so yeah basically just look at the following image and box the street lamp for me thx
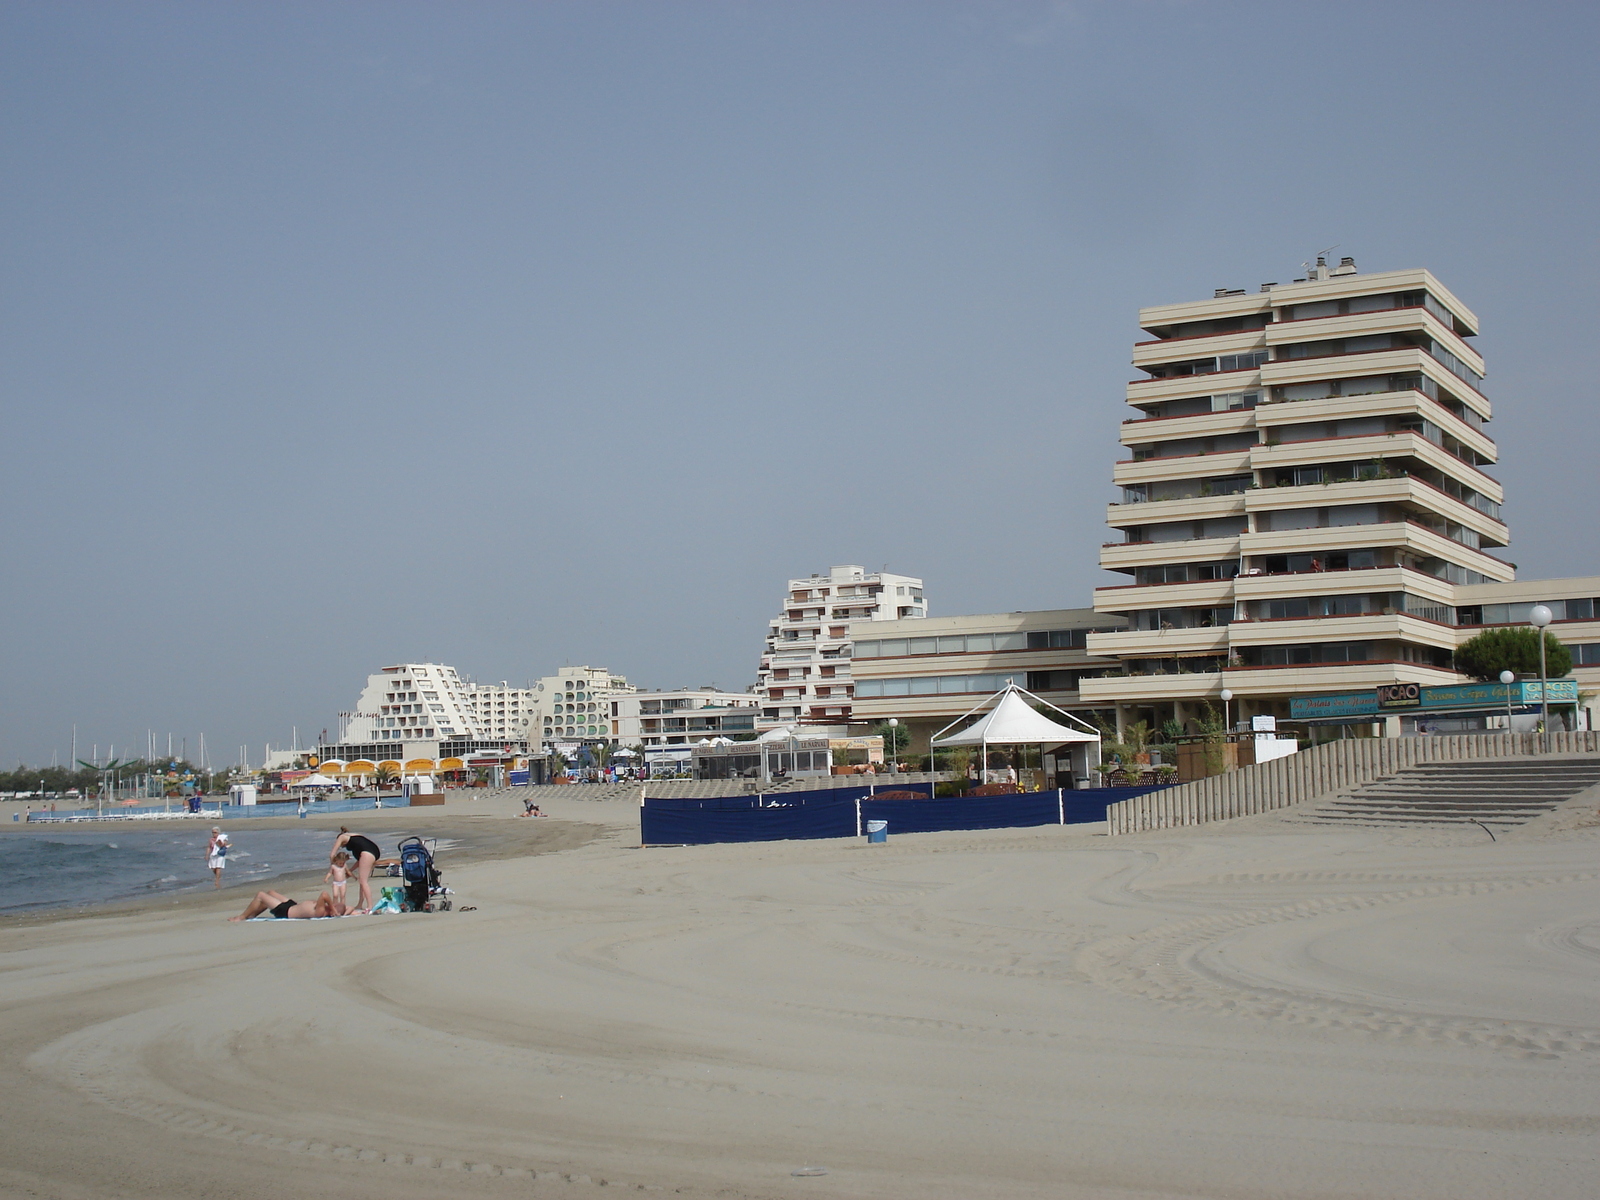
[1499,669,1515,735]
[887,718,899,773]
[1530,604,1553,753]
[1219,689,1233,737]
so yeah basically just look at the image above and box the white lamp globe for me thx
[1499,670,1515,685]
[1530,604,1554,629]
[1219,689,1233,702]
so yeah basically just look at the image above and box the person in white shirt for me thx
[206,827,230,889]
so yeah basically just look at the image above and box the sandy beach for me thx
[0,791,1596,1200]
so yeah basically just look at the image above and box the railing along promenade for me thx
[1106,731,1600,836]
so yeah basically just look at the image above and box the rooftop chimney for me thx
[1332,255,1358,276]
[1260,282,1278,292]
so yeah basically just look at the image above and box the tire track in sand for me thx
[1077,870,1600,1060]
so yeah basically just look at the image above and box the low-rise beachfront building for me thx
[1452,576,1600,706]
[755,564,928,730]
[1285,574,1600,735]
[848,608,1125,756]
[612,688,760,747]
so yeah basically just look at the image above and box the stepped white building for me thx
[336,663,483,745]
[755,564,927,729]
[318,662,532,764]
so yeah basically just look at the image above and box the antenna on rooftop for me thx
[1302,244,1340,277]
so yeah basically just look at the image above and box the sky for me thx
[3,1,1598,767]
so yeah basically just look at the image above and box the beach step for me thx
[1297,757,1600,828]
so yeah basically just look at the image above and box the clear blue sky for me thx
[3,1,1597,766]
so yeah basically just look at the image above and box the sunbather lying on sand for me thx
[227,889,344,921]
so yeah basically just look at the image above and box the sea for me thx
[0,827,344,914]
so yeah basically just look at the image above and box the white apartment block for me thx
[1082,258,1524,732]
[532,665,637,746]
[612,688,760,747]
[755,564,927,729]
[463,681,538,744]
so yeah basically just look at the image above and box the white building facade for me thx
[463,682,538,745]
[612,689,761,747]
[755,565,927,730]
[337,663,484,746]
[531,665,637,747]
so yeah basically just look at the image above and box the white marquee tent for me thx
[931,683,1101,787]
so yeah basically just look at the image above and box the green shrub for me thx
[1455,627,1571,681]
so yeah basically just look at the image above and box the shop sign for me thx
[1376,683,1422,709]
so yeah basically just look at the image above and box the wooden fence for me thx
[1105,731,1600,835]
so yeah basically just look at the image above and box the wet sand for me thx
[0,790,1596,1199]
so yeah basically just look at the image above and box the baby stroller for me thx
[398,836,450,912]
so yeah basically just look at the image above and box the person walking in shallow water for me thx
[206,826,229,889]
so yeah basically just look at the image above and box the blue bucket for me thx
[866,819,888,844]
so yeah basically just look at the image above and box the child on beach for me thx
[325,850,350,907]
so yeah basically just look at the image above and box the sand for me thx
[0,788,1596,1200]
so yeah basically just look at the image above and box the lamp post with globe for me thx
[1219,689,1234,773]
[1499,669,1515,736]
[1530,605,1554,752]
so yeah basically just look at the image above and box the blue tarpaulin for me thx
[639,784,1165,846]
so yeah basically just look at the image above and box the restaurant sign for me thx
[1376,683,1421,710]
[1291,679,1579,721]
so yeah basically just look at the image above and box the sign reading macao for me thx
[1375,682,1421,710]
[1291,679,1579,722]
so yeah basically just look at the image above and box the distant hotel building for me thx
[321,662,526,763]
[755,565,926,729]
[531,666,636,747]
[465,680,538,744]
[1079,258,1599,734]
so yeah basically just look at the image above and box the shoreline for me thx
[0,808,616,927]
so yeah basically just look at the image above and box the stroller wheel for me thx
[422,902,434,913]
[439,899,452,911]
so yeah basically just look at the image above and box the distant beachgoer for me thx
[331,827,382,911]
[522,800,543,817]
[227,890,342,921]
[325,850,350,907]
[206,827,230,889]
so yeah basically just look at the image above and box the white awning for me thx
[931,684,1101,748]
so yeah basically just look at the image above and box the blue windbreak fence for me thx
[640,784,1167,846]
